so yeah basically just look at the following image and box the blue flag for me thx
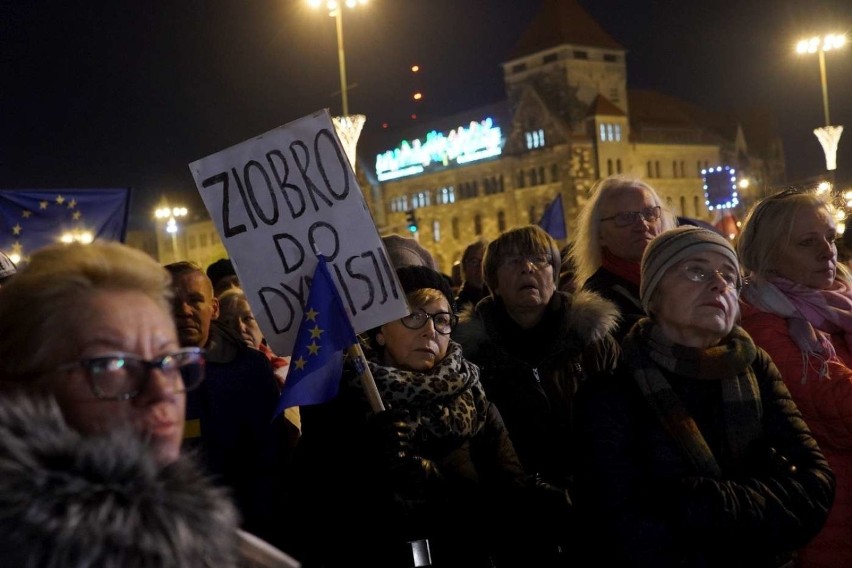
[538,193,567,240]
[0,189,131,263]
[274,256,357,413]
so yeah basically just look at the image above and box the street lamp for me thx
[796,33,846,175]
[154,205,188,262]
[308,0,368,117]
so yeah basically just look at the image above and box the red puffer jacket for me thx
[741,300,852,568]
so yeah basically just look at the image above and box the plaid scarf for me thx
[349,341,488,440]
[623,319,763,477]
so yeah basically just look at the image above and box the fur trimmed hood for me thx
[453,289,620,362]
[0,393,241,568]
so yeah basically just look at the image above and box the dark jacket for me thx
[184,321,291,549]
[453,289,619,484]
[582,266,643,341]
[575,346,836,567]
[289,359,527,568]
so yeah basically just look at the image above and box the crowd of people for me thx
[0,173,849,567]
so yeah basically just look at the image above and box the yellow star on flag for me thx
[55,195,65,205]
[305,308,319,321]
[72,211,81,220]
[12,224,21,235]
[68,199,77,209]
[307,342,321,355]
[309,325,324,339]
[39,201,48,210]
[294,356,307,370]
[21,210,31,218]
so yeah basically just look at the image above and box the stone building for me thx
[362,0,786,274]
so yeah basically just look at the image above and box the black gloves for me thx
[366,408,443,488]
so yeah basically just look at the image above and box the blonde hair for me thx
[0,242,173,385]
[737,190,851,284]
[571,175,677,286]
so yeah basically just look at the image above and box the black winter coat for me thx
[575,347,836,567]
[582,266,644,342]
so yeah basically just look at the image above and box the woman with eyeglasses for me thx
[571,174,678,341]
[737,190,852,568]
[290,264,528,568]
[575,226,834,567]
[0,241,299,567]
[452,224,620,566]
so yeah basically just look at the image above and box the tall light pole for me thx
[796,33,846,177]
[154,204,188,263]
[308,0,367,117]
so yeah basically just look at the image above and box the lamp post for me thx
[308,0,367,117]
[154,205,188,263]
[796,34,846,178]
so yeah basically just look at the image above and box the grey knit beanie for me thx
[640,225,739,312]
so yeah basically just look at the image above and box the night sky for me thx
[2,0,850,229]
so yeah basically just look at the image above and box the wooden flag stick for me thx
[347,343,386,413]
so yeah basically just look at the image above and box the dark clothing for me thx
[575,330,835,567]
[289,346,528,568]
[582,266,644,341]
[454,281,488,310]
[183,321,291,549]
[453,290,620,565]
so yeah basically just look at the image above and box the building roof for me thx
[628,89,728,145]
[587,95,626,117]
[508,0,623,60]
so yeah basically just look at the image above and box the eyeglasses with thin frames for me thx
[681,262,741,292]
[500,253,553,270]
[400,310,459,335]
[56,347,206,401]
[601,205,662,228]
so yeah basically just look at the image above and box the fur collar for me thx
[453,290,619,360]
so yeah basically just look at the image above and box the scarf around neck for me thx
[622,319,763,477]
[601,247,642,287]
[349,341,488,440]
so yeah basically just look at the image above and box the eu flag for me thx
[274,256,357,413]
[538,193,567,240]
[0,189,131,263]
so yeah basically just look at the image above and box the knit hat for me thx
[0,250,16,284]
[206,258,235,287]
[396,265,455,312]
[640,225,739,312]
[382,235,438,271]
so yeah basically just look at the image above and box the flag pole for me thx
[347,343,386,413]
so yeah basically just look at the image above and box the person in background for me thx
[575,226,835,567]
[0,242,297,567]
[207,257,241,297]
[382,234,438,270]
[0,250,16,286]
[217,287,301,446]
[455,238,488,309]
[453,224,620,565]
[571,174,677,340]
[166,261,292,551]
[290,266,529,568]
[737,189,852,568]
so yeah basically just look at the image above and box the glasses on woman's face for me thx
[601,205,662,228]
[500,253,553,270]
[400,310,459,335]
[681,262,741,292]
[56,347,206,401]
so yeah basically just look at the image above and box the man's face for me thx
[171,271,218,347]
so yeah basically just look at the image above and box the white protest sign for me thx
[188,109,409,356]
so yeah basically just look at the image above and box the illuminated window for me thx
[525,128,545,150]
[432,220,440,242]
[438,186,455,204]
[599,123,622,142]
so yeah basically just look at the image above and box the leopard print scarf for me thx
[351,340,488,440]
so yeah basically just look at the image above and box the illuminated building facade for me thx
[364,0,786,273]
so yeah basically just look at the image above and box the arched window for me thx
[474,214,483,236]
[452,217,460,240]
[432,220,440,242]
[497,210,506,232]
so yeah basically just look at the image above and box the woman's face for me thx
[493,249,555,313]
[50,289,185,466]
[378,297,451,372]
[652,251,740,348]
[774,204,837,290]
[599,186,663,263]
[220,297,264,349]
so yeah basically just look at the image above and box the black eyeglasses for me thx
[601,205,662,227]
[681,262,741,292]
[500,253,553,270]
[400,310,459,335]
[57,347,206,401]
